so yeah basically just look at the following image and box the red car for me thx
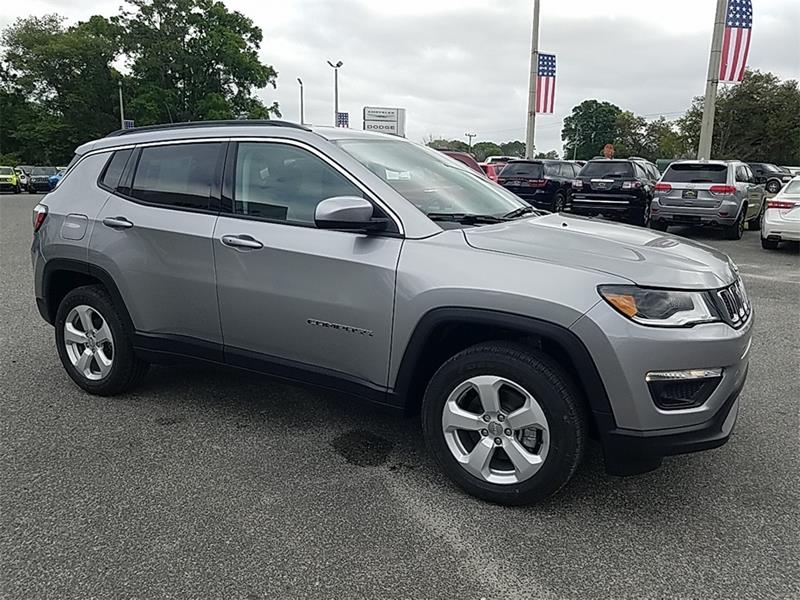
[436,150,487,177]
[479,163,504,182]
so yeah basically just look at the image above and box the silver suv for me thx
[650,160,765,239]
[32,121,752,505]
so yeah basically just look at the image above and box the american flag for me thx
[719,0,752,82]
[536,53,556,114]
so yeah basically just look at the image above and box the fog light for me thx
[646,368,722,410]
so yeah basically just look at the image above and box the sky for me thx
[2,0,798,154]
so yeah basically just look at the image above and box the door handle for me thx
[102,216,133,229]
[221,235,263,250]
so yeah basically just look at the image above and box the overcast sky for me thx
[2,0,798,154]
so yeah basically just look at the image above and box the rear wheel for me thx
[766,180,781,194]
[553,192,566,213]
[650,220,669,232]
[724,206,746,240]
[55,285,148,395]
[747,202,764,230]
[761,236,779,250]
[421,341,587,505]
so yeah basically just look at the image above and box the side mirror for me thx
[314,196,389,233]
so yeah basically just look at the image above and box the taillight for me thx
[767,199,800,209]
[33,204,48,232]
[709,185,737,195]
[654,183,672,192]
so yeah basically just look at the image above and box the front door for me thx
[213,140,402,390]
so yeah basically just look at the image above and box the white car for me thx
[761,176,800,249]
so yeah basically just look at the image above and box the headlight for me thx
[598,285,718,327]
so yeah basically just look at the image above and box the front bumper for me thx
[30,180,53,192]
[571,297,752,475]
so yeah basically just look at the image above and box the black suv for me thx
[569,159,658,225]
[747,163,793,194]
[497,159,580,211]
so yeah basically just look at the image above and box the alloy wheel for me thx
[63,305,114,381]
[441,375,550,485]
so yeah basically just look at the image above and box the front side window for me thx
[336,138,527,218]
[234,142,364,225]
[130,143,224,209]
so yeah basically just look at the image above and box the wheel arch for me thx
[41,258,133,331]
[391,307,614,424]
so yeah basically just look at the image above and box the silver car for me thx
[32,121,752,505]
[649,160,765,239]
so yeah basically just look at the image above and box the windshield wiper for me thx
[426,212,508,224]
[503,205,537,219]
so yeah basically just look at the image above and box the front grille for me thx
[714,279,751,328]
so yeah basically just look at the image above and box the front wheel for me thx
[55,285,148,395]
[421,341,588,505]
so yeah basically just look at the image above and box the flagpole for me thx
[697,0,728,160]
[525,0,541,159]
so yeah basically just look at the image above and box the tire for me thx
[14,184,21,194]
[421,341,588,505]
[766,180,781,194]
[747,203,764,231]
[552,192,566,213]
[761,237,779,250]
[54,285,148,396]
[724,206,746,240]
[650,220,669,232]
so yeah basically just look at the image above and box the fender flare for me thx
[392,307,615,419]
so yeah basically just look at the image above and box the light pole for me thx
[327,60,343,126]
[118,80,125,129]
[524,0,541,159]
[297,77,305,125]
[465,132,476,153]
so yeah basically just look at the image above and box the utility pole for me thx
[573,123,580,160]
[118,81,125,129]
[297,78,305,125]
[465,133,476,153]
[327,60,343,126]
[524,0,541,159]
[697,0,727,160]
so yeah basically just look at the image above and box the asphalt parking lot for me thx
[1,193,798,599]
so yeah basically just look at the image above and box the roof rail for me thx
[105,119,310,138]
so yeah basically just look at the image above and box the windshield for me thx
[579,161,633,178]
[336,139,526,218]
[0,167,13,175]
[31,166,57,176]
[763,164,783,173]
[662,163,728,184]
[782,180,800,195]
[500,162,544,178]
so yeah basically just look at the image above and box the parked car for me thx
[0,166,22,193]
[436,150,486,176]
[497,159,579,211]
[32,120,752,505]
[649,160,765,239]
[49,168,66,189]
[29,166,59,193]
[479,162,502,182]
[569,158,658,225]
[781,166,800,177]
[14,167,30,191]
[761,176,800,249]
[748,162,793,194]
[484,155,517,165]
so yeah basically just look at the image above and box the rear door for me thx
[213,139,402,389]
[90,141,226,353]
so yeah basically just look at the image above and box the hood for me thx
[465,213,737,289]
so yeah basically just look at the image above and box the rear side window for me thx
[501,162,543,178]
[579,161,634,178]
[100,150,133,190]
[130,143,224,210]
[662,163,728,184]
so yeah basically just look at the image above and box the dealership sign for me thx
[363,106,406,137]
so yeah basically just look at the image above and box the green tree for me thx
[613,111,648,158]
[535,150,559,159]
[499,140,525,158]
[562,100,622,160]
[677,70,799,164]
[471,141,504,162]
[115,0,279,124]
[426,138,470,153]
[642,117,688,160]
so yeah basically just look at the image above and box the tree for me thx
[562,100,622,160]
[471,141,503,162]
[613,111,648,158]
[642,117,688,161]
[425,138,470,153]
[114,0,279,124]
[677,70,800,165]
[499,140,525,158]
[535,150,559,159]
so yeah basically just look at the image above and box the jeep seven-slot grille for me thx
[715,279,750,328]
